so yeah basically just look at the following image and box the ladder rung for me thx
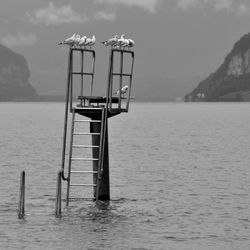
[72,145,99,148]
[71,157,99,161]
[75,107,103,110]
[73,133,100,136]
[71,171,98,174]
[112,73,132,77]
[72,72,94,76]
[74,120,101,123]
[68,197,95,201]
[70,184,96,186]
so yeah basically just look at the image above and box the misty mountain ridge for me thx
[0,43,206,102]
[186,33,250,101]
[0,44,38,101]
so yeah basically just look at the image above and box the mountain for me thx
[186,33,250,101]
[0,44,38,101]
[134,75,206,102]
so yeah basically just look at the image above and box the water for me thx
[0,102,250,249]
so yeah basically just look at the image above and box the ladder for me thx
[60,46,134,205]
[65,107,107,205]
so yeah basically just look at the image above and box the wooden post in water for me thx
[18,171,25,219]
[91,120,110,200]
[55,171,62,217]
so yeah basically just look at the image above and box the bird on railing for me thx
[85,35,96,49]
[117,34,126,49]
[122,37,130,49]
[78,36,87,47]
[74,34,81,47]
[115,85,129,97]
[58,33,77,46]
[127,38,135,49]
[101,35,119,48]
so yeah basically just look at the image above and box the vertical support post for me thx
[119,51,124,110]
[106,49,114,110]
[126,51,134,112]
[55,171,62,217]
[66,108,75,206]
[61,48,73,180]
[18,171,25,219]
[70,50,74,112]
[90,51,96,97]
[90,117,110,201]
[80,50,84,106]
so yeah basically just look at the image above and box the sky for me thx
[1,0,250,95]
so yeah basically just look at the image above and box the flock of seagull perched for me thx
[58,34,135,50]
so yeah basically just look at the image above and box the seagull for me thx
[117,34,126,49]
[73,34,81,47]
[58,33,76,46]
[101,35,119,48]
[79,36,87,47]
[122,38,130,49]
[85,35,96,49]
[115,85,129,96]
[127,38,135,49]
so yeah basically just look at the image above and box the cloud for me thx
[177,0,232,11]
[213,0,232,11]
[96,0,162,13]
[94,11,116,21]
[176,0,250,15]
[26,2,88,26]
[1,33,37,48]
[237,3,249,16]
[176,0,200,10]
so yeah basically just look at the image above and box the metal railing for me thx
[61,48,96,181]
[106,49,134,112]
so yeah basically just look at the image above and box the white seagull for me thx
[122,37,130,49]
[127,38,135,49]
[101,35,119,48]
[79,36,87,47]
[73,34,81,47]
[117,34,126,49]
[85,35,96,49]
[115,85,129,96]
[58,33,76,46]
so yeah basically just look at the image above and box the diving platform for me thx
[59,46,135,205]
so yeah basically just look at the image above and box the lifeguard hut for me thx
[60,46,134,205]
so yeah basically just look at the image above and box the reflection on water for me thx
[0,102,250,249]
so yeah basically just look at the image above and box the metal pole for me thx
[61,48,72,180]
[18,171,25,219]
[126,51,134,112]
[106,49,114,110]
[55,171,62,217]
[119,51,123,110]
[80,50,84,106]
[90,51,96,96]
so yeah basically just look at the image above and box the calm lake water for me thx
[0,102,250,249]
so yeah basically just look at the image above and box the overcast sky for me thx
[1,0,250,94]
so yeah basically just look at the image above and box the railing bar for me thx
[70,184,97,186]
[71,171,98,173]
[72,72,94,75]
[73,132,100,135]
[74,120,101,122]
[66,108,75,205]
[55,171,62,217]
[71,158,99,161]
[18,171,25,219]
[112,73,132,76]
